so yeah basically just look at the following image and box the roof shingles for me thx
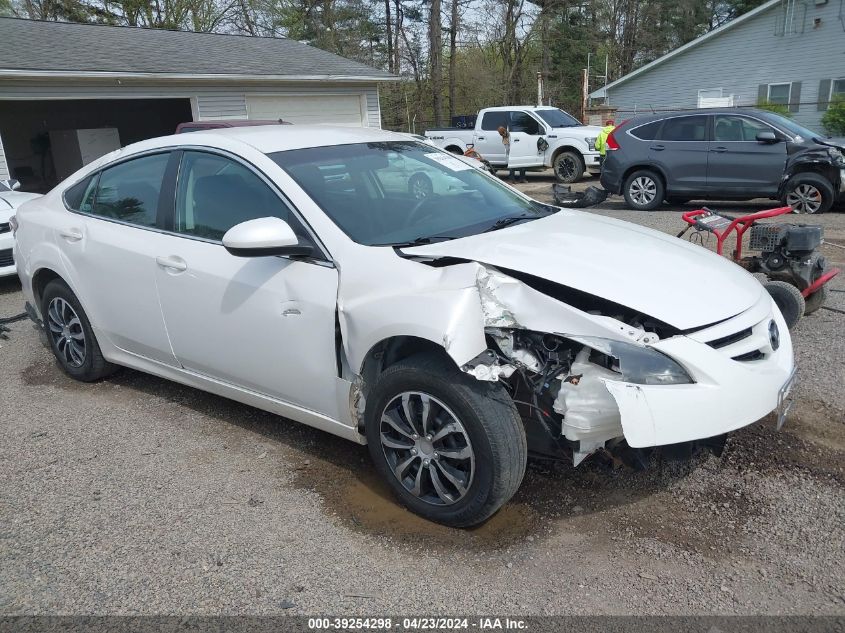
[0,18,395,79]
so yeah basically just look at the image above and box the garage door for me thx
[247,94,365,127]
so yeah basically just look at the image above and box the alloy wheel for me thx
[47,297,86,368]
[379,392,475,506]
[555,156,577,180]
[629,176,657,206]
[786,184,822,214]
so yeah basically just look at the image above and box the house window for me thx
[767,83,791,105]
[832,79,845,100]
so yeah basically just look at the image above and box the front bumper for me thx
[0,232,14,278]
[604,292,794,448]
[583,152,601,168]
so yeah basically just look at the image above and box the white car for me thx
[12,126,796,527]
[0,179,41,277]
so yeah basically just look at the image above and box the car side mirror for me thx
[756,131,778,144]
[0,179,21,191]
[222,217,313,258]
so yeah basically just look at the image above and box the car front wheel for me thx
[365,352,527,527]
[624,169,664,211]
[783,174,834,214]
[41,279,117,381]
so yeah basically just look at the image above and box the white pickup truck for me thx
[424,106,603,183]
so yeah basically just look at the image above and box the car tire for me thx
[41,279,117,382]
[408,173,434,200]
[782,173,834,214]
[803,283,828,315]
[553,151,585,184]
[764,280,805,329]
[365,351,527,527]
[623,170,664,211]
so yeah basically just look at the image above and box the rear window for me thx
[64,175,98,213]
[480,111,508,131]
[659,116,708,142]
[629,120,661,140]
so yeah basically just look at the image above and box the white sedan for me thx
[0,179,40,277]
[12,126,795,527]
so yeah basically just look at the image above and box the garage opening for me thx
[0,98,192,193]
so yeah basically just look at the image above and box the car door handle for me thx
[513,138,520,142]
[711,146,728,153]
[156,255,188,273]
[58,227,83,242]
[649,144,665,151]
[476,136,485,140]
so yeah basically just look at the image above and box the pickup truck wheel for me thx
[623,169,664,211]
[408,172,434,199]
[365,352,527,527]
[553,151,585,183]
[782,173,834,214]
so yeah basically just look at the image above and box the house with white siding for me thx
[590,0,844,133]
[0,18,396,191]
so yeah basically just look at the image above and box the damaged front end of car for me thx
[457,265,731,468]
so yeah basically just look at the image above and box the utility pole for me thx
[581,68,588,123]
[536,72,543,107]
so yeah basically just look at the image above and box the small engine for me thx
[748,223,826,288]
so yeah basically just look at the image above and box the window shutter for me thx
[758,84,768,104]
[789,81,802,112]
[818,79,832,111]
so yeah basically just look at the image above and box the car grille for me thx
[0,248,13,268]
[689,293,776,363]
[0,222,9,235]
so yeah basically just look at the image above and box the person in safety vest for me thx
[594,120,615,168]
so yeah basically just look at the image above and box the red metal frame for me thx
[682,206,840,297]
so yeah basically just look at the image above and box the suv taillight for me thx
[606,130,620,151]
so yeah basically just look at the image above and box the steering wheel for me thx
[405,193,444,227]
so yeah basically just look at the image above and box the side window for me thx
[658,116,708,142]
[509,112,541,135]
[64,174,99,213]
[714,115,773,142]
[175,151,304,242]
[480,111,508,131]
[629,120,661,140]
[91,153,170,227]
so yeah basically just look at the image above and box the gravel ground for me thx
[1,172,843,616]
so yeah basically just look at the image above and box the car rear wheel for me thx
[783,174,834,214]
[365,352,527,527]
[764,280,805,329]
[553,151,585,184]
[41,279,117,381]
[624,170,664,211]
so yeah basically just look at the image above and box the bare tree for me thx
[428,0,443,125]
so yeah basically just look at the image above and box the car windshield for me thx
[535,109,581,128]
[768,114,825,140]
[270,141,555,246]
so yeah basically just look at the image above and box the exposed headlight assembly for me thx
[568,335,693,385]
[828,147,845,166]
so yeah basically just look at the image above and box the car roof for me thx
[622,108,779,124]
[106,125,418,160]
[482,105,559,112]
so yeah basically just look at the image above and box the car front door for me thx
[59,151,179,366]
[707,114,787,195]
[651,115,710,194]
[472,111,508,165]
[152,150,341,418]
[506,111,546,169]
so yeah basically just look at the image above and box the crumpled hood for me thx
[404,210,763,330]
[0,191,41,223]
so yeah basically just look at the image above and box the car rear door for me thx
[472,111,508,165]
[651,115,710,194]
[152,149,341,418]
[505,111,546,169]
[58,151,179,366]
[706,114,787,196]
